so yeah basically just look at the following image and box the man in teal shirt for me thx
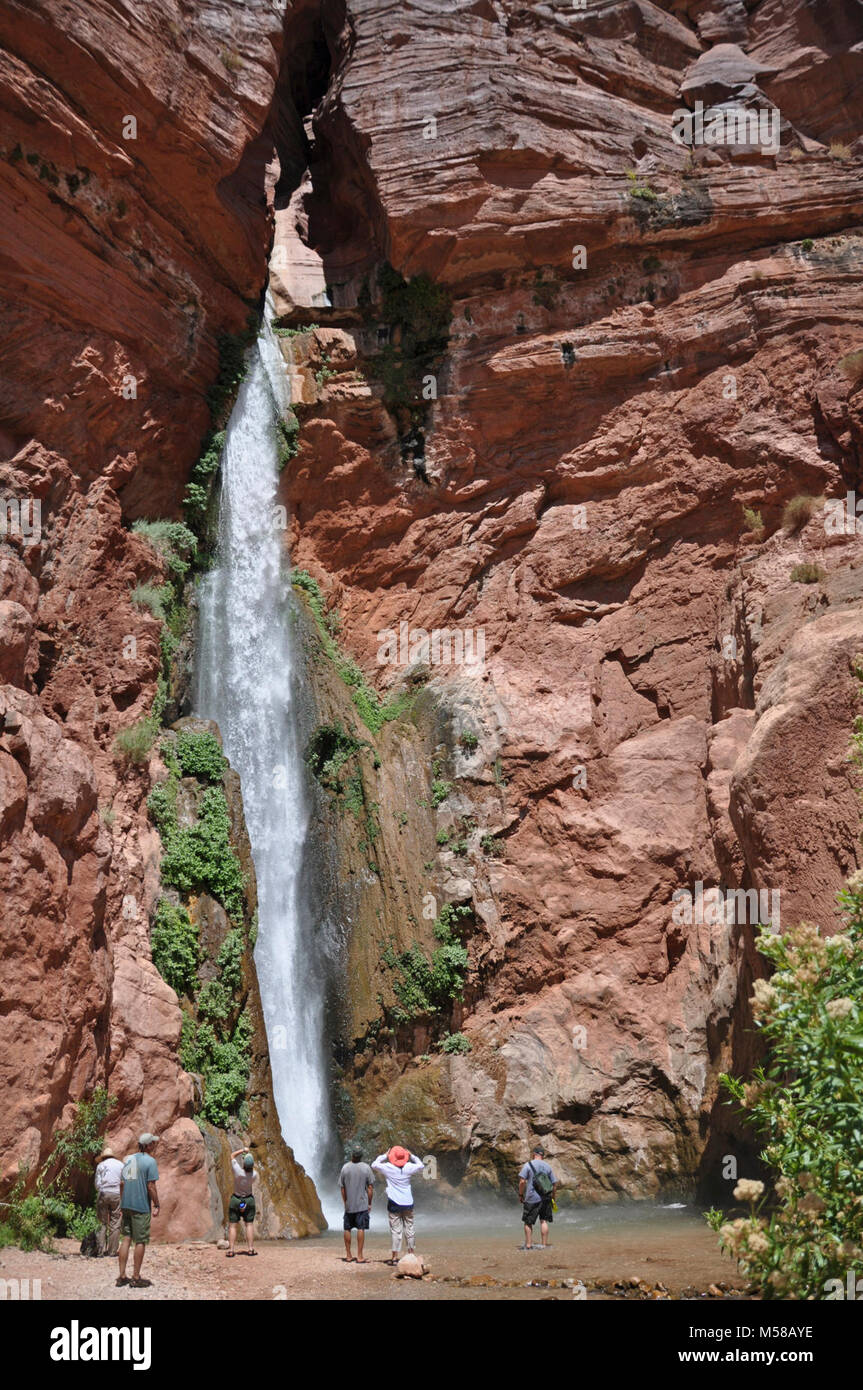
[117,1133,160,1288]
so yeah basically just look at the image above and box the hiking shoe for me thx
[129,1278,152,1288]
[115,1277,130,1286]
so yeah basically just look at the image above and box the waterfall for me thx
[195,309,334,1196]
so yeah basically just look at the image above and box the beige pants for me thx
[97,1192,122,1256]
[388,1205,415,1253]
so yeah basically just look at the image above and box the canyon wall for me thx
[0,0,322,1237]
[274,0,863,1201]
[1,0,863,1230]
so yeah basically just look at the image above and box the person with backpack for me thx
[518,1144,558,1249]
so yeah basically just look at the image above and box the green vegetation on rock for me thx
[150,898,200,997]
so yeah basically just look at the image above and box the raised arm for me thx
[403,1154,425,1176]
[371,1154,388,1172]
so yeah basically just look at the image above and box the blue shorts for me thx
[343,1209,370,1231]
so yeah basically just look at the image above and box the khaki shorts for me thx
[121,1209,151,1245]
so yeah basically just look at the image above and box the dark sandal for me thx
[129,1278,152,1288]
[247,1249,258,1256]
[115,1277,129,1286]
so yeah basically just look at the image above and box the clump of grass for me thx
[220,48,242,73]
[742,505,764,535]
[130,584,168,619]
[800,238,814,252]
[838,350,863,385]
[790,561,824,584]
[782,495,821,532]
[113,717,158,765]
[829,142,852,161]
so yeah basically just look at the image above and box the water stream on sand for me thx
[195,311,335,1200]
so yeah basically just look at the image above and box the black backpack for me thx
[529,1161,554,1197]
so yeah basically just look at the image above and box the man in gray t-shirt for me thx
[518,1144,558,1250]
[339,1147,375,1263]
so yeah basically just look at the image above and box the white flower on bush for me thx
[826,997,855,1020]
[733,1178,765,1203]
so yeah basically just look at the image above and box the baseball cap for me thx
[243,1153,254,1171]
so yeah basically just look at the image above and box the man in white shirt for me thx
[372,1145,425,1264]
[93,1146,123,1256]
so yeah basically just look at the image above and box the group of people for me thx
[92,1132,560,1283]
[338,1142,560,1260]
[93,1132,161,1288]
[93,1132,259,1287]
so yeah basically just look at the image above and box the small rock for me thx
[395,1252,427,1279]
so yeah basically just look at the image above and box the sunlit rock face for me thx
[276,0,863,1200]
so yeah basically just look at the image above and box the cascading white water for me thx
[195,309,333,1192]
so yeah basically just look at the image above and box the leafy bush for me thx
[742,506,764,534]
[1,1090,116,1250]
[480,834,504,858]
[175,730,226,781]
[150,898,200,996]
[801,238,814,252]
[707,887,863,1299]
[132,520,198,579]
[151,781,246,923]
[790,561,824,584]
[383,903,472,1021]
[197,979,232,1023]
[180,1013,252,1126]
[439,1032,472,1055]
[277,411,300,470]
[306,723,364,792]
[431,779,452,808]
[216,929,245,993]
[459,731,479,751]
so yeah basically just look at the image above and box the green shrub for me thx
[801,238,814,252]
[626,168,658,202]
[277,411,300,470]
[790,561,824,584]
[175,730,226,781]
[0,1089,116,1251]
[150,899,200,996]
[180,1013,252,1126]
[383,903,472,1021]
[480,834,504,858]
[439,1032,472,1055]
[306,723,364,792]
[152,782,246,923]
[459,731,479,751]
[742,506,764,533]
[216,929,245,992]
[707,888,863,1299]
[132,520,198,579]
[197,979,232,1023]
[431,779,452,808]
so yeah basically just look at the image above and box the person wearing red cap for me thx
[371,1145,425,1264]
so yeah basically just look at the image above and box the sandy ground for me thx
[0,1209,749,1302]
